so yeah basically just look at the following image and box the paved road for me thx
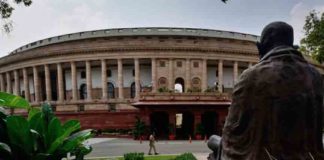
[86,138,210,158]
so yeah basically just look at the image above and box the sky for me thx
[0,0,324,57]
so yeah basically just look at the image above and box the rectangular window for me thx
[81,71,86,79]
[132,69,135,77]
[107,70,112,77]
[193,61,199,68]
[177,61,182,67]
[160,61,166,67]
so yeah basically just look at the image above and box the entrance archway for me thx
[202,111,218,137]
[174,77,185,93]
[150,112,169,139]
[175,111,194,139]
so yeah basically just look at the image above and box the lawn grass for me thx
[143,155,177,160]
[87,154,178,160]
[117,155,177,160]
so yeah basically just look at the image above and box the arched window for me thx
[130,82,136,98]
[79,84,87,100]
[174,77,185,93]
[107,82,115,98]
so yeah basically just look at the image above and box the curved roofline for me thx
[9,27,260,55]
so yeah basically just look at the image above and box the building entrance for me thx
[202,111,218,137]
[175,111,194,139]
[150,112,169,139]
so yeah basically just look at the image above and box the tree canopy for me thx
[0,0,32,32]
[300,10,324,63]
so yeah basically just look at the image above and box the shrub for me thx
[158,87,169,93]
[0,92,93,160]
[133,116,146,139]
[124,152,144,160]
[174,153,197,160]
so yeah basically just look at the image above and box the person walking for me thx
[148,132,158,155]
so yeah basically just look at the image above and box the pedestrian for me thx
[148,132,159,155]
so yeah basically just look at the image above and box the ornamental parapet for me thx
[138,92,231,102]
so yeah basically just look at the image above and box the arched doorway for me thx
[130,82,135,98]
[107,82,115,98]
[79,84,87,100]
[175,111,194,139]
[202,111,218,137]
[150,112,169,139]
[174,77,185,93]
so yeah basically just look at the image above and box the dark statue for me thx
[208,22,324,160]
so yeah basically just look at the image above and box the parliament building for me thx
[1,28,323,138]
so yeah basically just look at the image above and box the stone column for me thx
[44,64,52,101]
[23,68,30,101]
[0,74,5,91]
[202,59,207,92]
[134,58,140,98]
[101,59,108,100]
[117,59,124,99]
[233,61,238,84]
[248,62,253,68]
[218,60,223,93]
[57,63,64,102]
[185,58,191,92]
[168,59,174,90]
[14,70,20,96]
[71,61,78,101]
[86,60,92,100]
[151,58,157,93]
[6,72,12,93]
[33,66,40,102]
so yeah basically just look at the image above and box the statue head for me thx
[257,21,294,58]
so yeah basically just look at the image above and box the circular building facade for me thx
[1,27,322,138]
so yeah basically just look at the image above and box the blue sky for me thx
[0,0,323,56]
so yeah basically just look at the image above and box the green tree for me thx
[300,10,324,63]
[1,0,32,32]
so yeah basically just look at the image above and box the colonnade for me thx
[0,58,254,104]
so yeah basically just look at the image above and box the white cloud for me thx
[288,2,324,45]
